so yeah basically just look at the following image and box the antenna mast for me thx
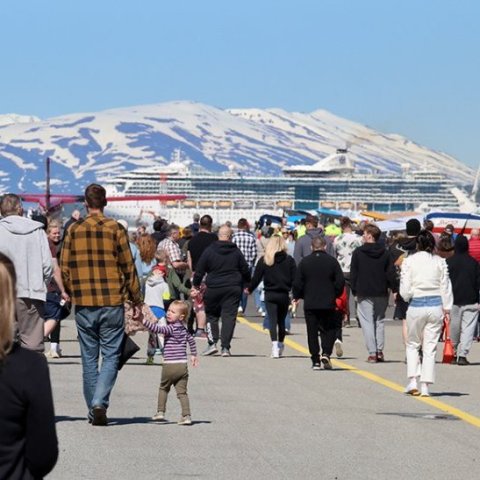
[46,157,51,213]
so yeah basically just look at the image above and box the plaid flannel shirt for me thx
[60,213,141,306]
[232,230,257,268]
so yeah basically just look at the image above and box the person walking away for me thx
[293,237,345,370]
[118,219,143,280]
[0,253,58,479]
[139,300,198,425]
[389,219,422,344]
[446,235,480,365]
[400,230,453,396]
[350,224,397,363]
[0,194,52,352]
[187,215,217,337]
[192,225,251,356]
[60,184,142,426]
[294,214,334,265]
[137,233,158,293]
[248,236,296,358]
[189,213,201,236]
[334,216,362,328]
[232,218,257,313]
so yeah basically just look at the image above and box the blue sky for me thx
[1,0,478,168]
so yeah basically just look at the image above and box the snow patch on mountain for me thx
[0,100,473,194]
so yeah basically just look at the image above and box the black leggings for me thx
[264,292,290,342]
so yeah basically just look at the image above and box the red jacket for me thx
[469,237,480,262]
[335,287,348,314]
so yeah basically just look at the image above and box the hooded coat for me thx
[446,235,480,306]
[350,242,397,297]
[0,215,52,300]
[250,251,296,294]
[192,240,251,289]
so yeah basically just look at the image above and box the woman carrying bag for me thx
[400,230,453,397]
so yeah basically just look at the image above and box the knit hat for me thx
[406,219,421,236]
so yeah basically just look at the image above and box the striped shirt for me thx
[143,320,197,363]
[60,213,142,306]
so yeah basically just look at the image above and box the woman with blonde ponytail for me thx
[248,236,296,358]
[0,253,58,479]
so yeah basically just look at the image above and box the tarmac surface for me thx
[47,303,480,480]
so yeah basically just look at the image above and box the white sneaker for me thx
[271,341,280,358]
[45,349,61,359]
[151,411,166,421]
[278,342,284,357]
[334,339,343,358]
[420,382,430,397]
[237,306,243,313]
[405,378,419,396]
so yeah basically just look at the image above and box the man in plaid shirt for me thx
[232,218,257,312]
[157,224,188,276]
[61,184,141,426]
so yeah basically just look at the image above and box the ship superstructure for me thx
[102,149,461,225]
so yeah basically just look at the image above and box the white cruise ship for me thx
[102,149,462,226]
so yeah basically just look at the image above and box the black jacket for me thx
[192,241,251,289]
[293,250,345,310]
[0,344,58,480]
[250,251,296,295]
[446,235,480,306]
[350,242,397,297]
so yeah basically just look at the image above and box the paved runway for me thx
[47,305,480,479]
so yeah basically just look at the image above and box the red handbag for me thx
[442,316,455,364]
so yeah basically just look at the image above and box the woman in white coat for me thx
[400,230,453,397]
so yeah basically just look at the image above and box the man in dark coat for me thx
[293,236,345,370]
[192,225,251,357]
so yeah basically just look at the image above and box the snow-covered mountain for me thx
[0,100,473,194]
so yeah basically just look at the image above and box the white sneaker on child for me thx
[178,415,192,425]
[151,411,166,421]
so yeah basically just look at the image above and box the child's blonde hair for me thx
[170,300,189,320]
[155,249,168,264]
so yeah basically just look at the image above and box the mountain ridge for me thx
[0,100,472,194]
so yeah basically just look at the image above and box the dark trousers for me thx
[334,310,343,341]
[205,286,241,349]
[304,309,336,361]
[265,292,290,342]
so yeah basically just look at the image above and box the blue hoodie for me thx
[0,215,52,300]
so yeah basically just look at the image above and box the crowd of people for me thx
[1,183,479,478]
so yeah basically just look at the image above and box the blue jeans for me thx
[75,305,125,411]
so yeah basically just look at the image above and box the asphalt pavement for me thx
[47,303,480,480]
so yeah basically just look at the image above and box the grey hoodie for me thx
[0,215,52,300]
[293,227,335,265]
